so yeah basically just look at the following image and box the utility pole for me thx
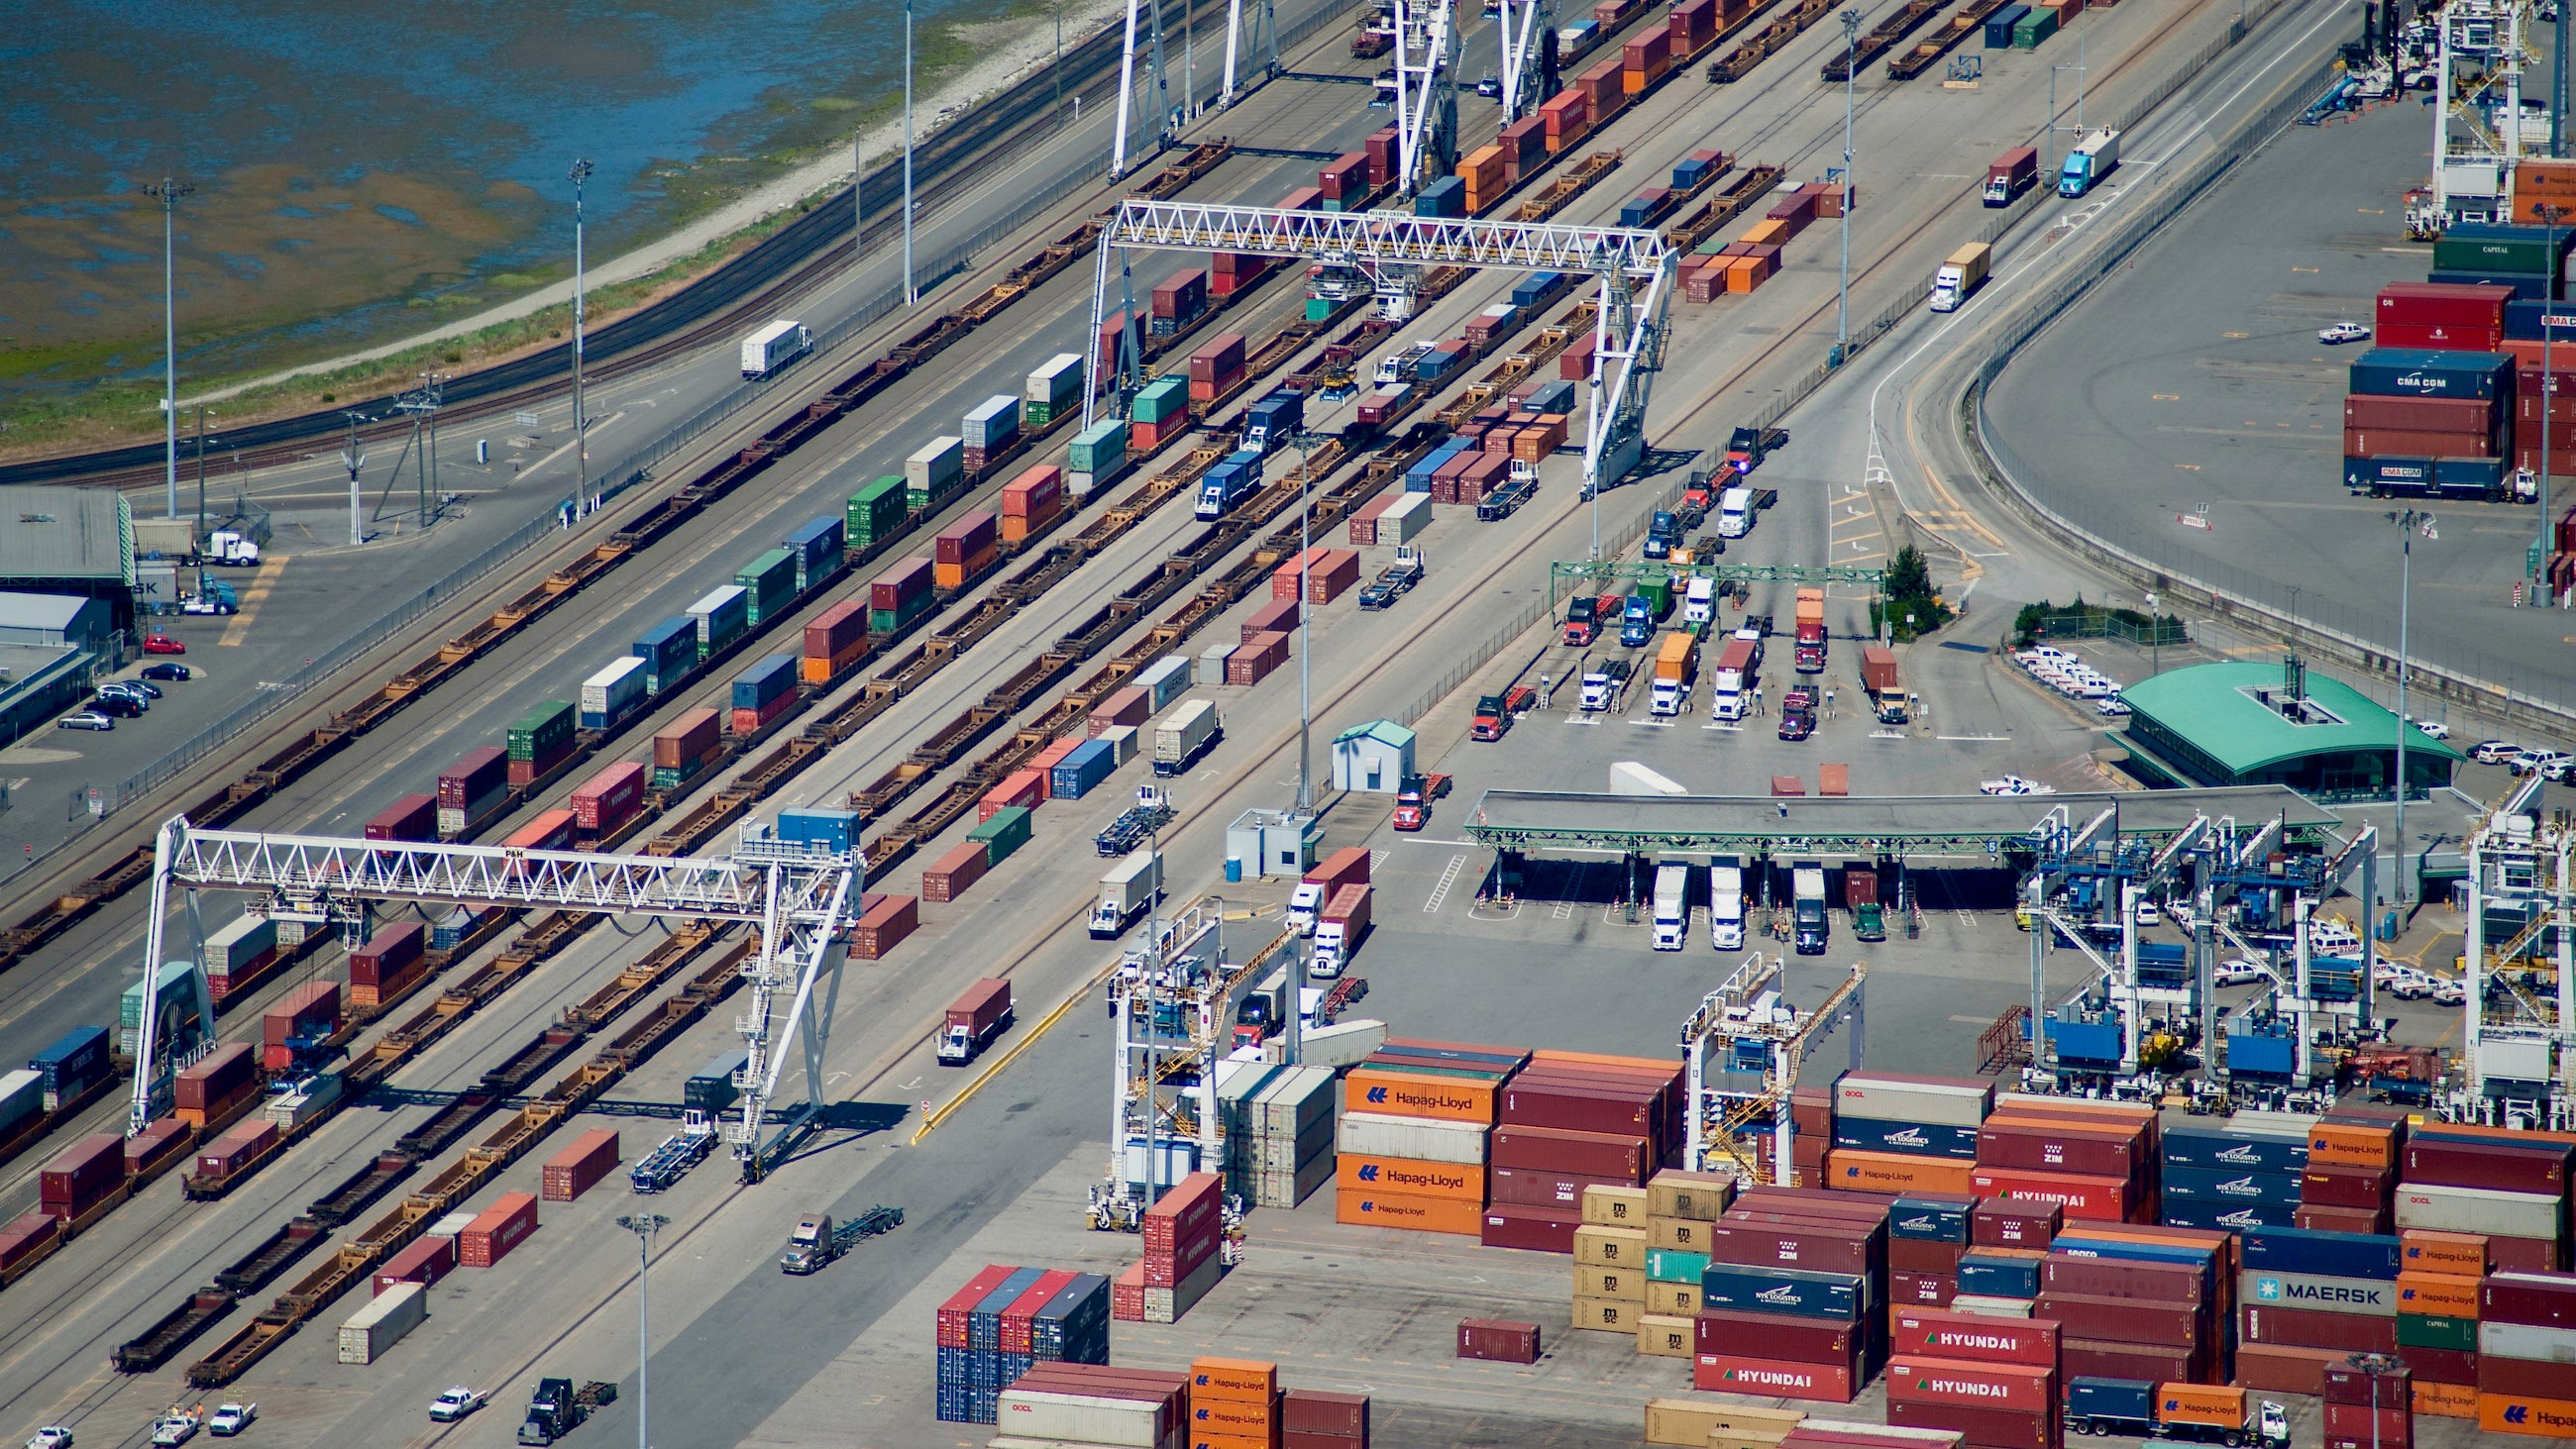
[906,0,917,305]
[568,159,594,525]
[193,406,213,543]
[2389,509,2435,906]
[617,1213,668,1449]
[2536,203,2565,588]
[341,413,370,548]
[146,177,194,521]
[1293,432,1316,815]
[1836,9,1860,363]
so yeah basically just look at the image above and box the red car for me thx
[144,634,186,655]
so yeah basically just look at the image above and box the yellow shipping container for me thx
[1572,1294,1638,1332]
[1648,1280,1703,1316]
[1650,1216,1710,1253]
[1584,1185,1650,1225]
[1574,1223,1649,1267]
[1648,1170,1734,1221]
[1638,1312,1696,1357]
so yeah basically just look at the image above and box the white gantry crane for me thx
[1081,198,1676,497]
[131,815,858,1181]
[1679,954,1865,1184]
[1496,0,1557,123]
[2460,803,2576,1126]
[1392,0,1460,193]
[1114,0,1287,178]
[2419,0,2543,233]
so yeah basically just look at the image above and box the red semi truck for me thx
[1985,146,2039,206]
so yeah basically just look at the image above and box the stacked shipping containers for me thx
[1883,1303,2064,1449]
[1484,1050,1681,1250]
[651,708,722,790]
[1696,1184,1893,1402]
[1340,1040,1521,1238]
[933,1264,1113,1423]
[504,700,577,787]
[1116,1171,1226,1325]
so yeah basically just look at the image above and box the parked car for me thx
[2318,320,2373,344]
[113,678,162,699]
[27,1429,72,1449]
[1980,775,2056,795]
[142,634,186,655]
[55,711,114,732]
[2513,749,2572,777]
[2133,899,2161,926]
[2409,717,2449,740]
[2470,739,2522,764]
[88,693,142,717]
[140,663,191,681]
[2094,698,2131,716]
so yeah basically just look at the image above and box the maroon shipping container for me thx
[2298,1203,2392,1235]
[871,558,934,611]
[934,513,999,568]
[2039,1254,2205,1305]
[2237,1342,2341,1397]
[849,893,918,960]
[2406,1136,2572,1194]
[2377,281,2511,327]
[2480,1354,2576,1398]
[572,761,648,835]
[2299,1164,2394,1209]
[1457,1318,1542,1363]
[1695,1308,1859,1363]
[654,708,722,770]
[1143,1218,1219,1287]
[438,747,508,809]
[1890,1307,2060,1366]
[1481,1201,1582,1253]
[1318,153,1369,200]
[2490,1234,2564,1273]
[1886,1400,2059,1449]
[375,1233,456,1295]
[2320,1404,2412,1446]
[2345,426,2498,458]
[1142,1174,1221,1253]
[920,840,989,902]
[1282,1389,1370,1439]
[541,1128,620,1202]
[1890,1237,1966,1275]
[1975,1120,2145,1179]
[1738,1184,1898,1217]
[459,1190,539,1268]
[1489,1125,1653,1179]
[2344,393,2500,434]
[124,1118,189,1178]
[2400,1344,2477,1385]
[1490,1165,1639,1207]
[264,981,342,1047]
[2324,1361,2412,1405]
[1151,267,1208,320]
[2060,1337,2200,1385]
[805,600,868,661]
[2377,324,2506,352]
[1891,1272,1957,1307]
[2485,1273,2576,1326]
[1190,334,1248,383]
[364,792,438,844]
[1242,597,1301,642]
[1883,1357,2057,1415]
[1498,1079,1659,1137]
[175,1042,257,1112]
[2241,1304,2397,1353]
[2030,1293,2203,1347]
[0,1212,59,1276]
[1705,1220,1881,1277]
[1087,686,1149,737]
[1228,631,1290,686]
[196,1119,277,1179]
[349,921,427,988]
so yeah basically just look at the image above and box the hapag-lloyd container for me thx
[1343,1067,1498,1122]
[1334,1154,1482,1201]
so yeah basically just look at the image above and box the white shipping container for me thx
[2484,1037,2553,1082]
[339,1280,427,1363]
[1027,353,1085,406]
[1254,1066,1340,1134]
[1377,491,1432,544]
[1144,1249,1224,1324]
[0,1069,43,1134]
[1834,1075,1991,1129]
[1609,761,1688,796]
[428,1210,479,1238]
[996,1391,1169,1448]
[1948,1294,2038,1319]
[1295,1018,1388,1069]
[2394,1183,2564,1240]
[907,437,965,491]
[1252,1116,1333,1172]
[205,914,278,978]
[688,584,748,632]
[963,395,1020,447]
[580,656,648,716]
[2480,1319,2576,1363]
[1252,1146,1336,1208]
[1099,724,1138,766]
[1338,1110,1491,1165]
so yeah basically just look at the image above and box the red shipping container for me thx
[2242,1304,2397,1353]
[1481,1201,1583,1253]
[1490,1165,1640,1206]
[348,920,427,989]
[1150,269,1207,320]
[2321,1404,2412,1447]
[572,761,648,835]
[1228,631,1290,686]
[934,512,999,567]
[1488,1125,1653,1178]
[2300,1163,2395,1208]
[1458,1318,1541,1363]
[1190,334,1247,383]
[1884,1357,2057,1415]
[2345,393,2500,433]
[849,893,917,960]
[2482,1355,2576,1400]
[1891,1237,1966,1276]
[1088,686,1149,737]
[2060,1337,2200,1385]
[920,839,989,902]
[458,1190,538,1268]
[730,692,796,737]
[195,1119,278,1180]
[376,1233,457,1295]
[1975,1120,2146,1179]
[264,980,342,1047]
[1143,1174,1221,1252]
[1697,1308,1859,1362]
[1282,1390,1369,1439]
[2490,1234,2564,1273]
[175,1043,257,1115]
[1561,332,1596,378]
[1318,153,1368,200]
[2483,1274,2576,1326]
[2402,1345,2478,1385]
[541,1128,620,1202]
[1000,1268,1080,1355]
[871,558,934,611]
[2377,281,2511,327]
[1242,597,1301,642]
[1891,1272,1958,1307]
[1271,548,1322,601]
[2346,426,2498,458]
[939,1264,1020,1348]
[2407,1136,2572,1194]
[1886,1400,2060,1449]
[1890,1307,2061,1367]
[979,769,1044,820]
[1346,495,1393,546]
[2031,1293,2203,1345]
[438,747,508,809]
[2325,1361,2414,1404]
[2298,1203,2393,1235]
[1143,1217,1220,1287]
[2378,324,2507,352]
[1705,1220,1880,1277]
[1305,549,1361,604]
[2040,1254,2204,1305]
[654,709,722,771]
[1695,1352,1856,1402]
[365,792,438,843]
[1970,1167,2133,1221]
[2238,1342,2341,1397]
[1498,1080,1658,1136]
[40,1135,123,1211]
[1975,1200,2063,1249]
[804,600,869,663]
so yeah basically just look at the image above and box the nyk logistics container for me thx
[687,584,751,655]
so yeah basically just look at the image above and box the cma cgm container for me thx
[633,616,698,693]
[578,656,648,732]
[2348,348,2515,400]
[737,548,799,625]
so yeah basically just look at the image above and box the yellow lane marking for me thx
[909,961,1101,1144]
[216,557,288,647]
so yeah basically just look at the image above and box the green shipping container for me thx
[868,590,935,637]
[1133,375,1190,425]
[1306,297,1335,322]
[967,804,1033,865]
[1024,401,1057,428]
[846,476,908,547]
[2396,1312,2477,1352]
[737,549,799,625]
[2011,7,2057,46]
[1069,419,1129,474]
[2432,235,2568,274]
[1637,576,1672,614]
[1646,1248,1709,1284]
[507,700,577,762]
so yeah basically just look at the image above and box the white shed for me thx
[1331,720,1417,793]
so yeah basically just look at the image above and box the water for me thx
[0,0,1021,403]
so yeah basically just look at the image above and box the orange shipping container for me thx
[1337,1154,1486,1201]
[2308,1121,2398,1170]
[1190,1357,1281,1404]
[1342,1067,1499,1123]
[2398,1270,2480,1318]
[1340,1190,1483,1235]
[1826,1149,1977,1194]
[1742,218,1788,248]
[2415,1382,2478,1419]
[2404,1229,2489,1276]
[2155,1385,2246,1430]
[2483,1393,2576,1436]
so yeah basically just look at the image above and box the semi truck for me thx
[2058,129,2120,197]
[1710,857,1747,950]
[1683,576,1716,625]
[1653,862,1691,951]
[1290,847,1371,935]
[1649,631,1700,716]
[1717,485,1756,539]
[1153,699,1222,776]
[1643,510,1682,560]
[519,1379,616,1445]
[1791,863,1828,955]
[1472,685,1535,740]
[1621,589,1666,647]
[935,979,1015,1066]
[1793,588,1828,673]
[1582,658,1633,711]
[1313,884,1372,977]
[779,1204,903,1274]
[1777,685,1817,741]
[1709,637,1759,721]
[1930,242,1991,312]
[1564,592,1621,646]
[1094,785,1176,856]
[740,320,812,377]
[1090,851,1163,938]
[1861,644,1907,723]
[2062,1379,2289,1449]
[1242,390,1305,454]
[1196,451,1266,519]
[1725,426,1787,473]
[1984,145,2039,204]
[1849,868,1885,942]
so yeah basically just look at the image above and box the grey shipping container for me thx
[339,1280,428,1363]
[2239,1269,2397,1318]
[687,1052,748,1114]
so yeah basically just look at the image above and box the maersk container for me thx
[847,476,909,547]
[785,515,845,591]
[688,585,751,656]
[1051,739,1117,800]
[778,807,860,853]
[2347,348,2513,400]
[505,700,577,762]
[579,656,649,732]
[1069,419,1129,474]
[339,1280,427,1364]
[964,394,1021,449]
[908,437,966,507]
[731,655,799,711]
[2239,1269,2397,1316]
[737,549,799,625]
[634,616,698,692]
[1699,1264,1865,1321]
[1135,655,1192,711]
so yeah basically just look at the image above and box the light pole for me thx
[2534,203,2566,588]
[193,407,214,543]
[2144,589,2159,675]
[616,1212,668,1449]
[906,0,917,305]
[569,159,594,525]
[2389,509,2435,907]
[1836,9,1861,362]
[145,178,194,520]
[1290,430,1317,815]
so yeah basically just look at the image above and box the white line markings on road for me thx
[1369,850,1388,873]
[1425,854,1467,913]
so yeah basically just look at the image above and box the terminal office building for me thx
[2115,657,2459,800]
[0,486,140,747]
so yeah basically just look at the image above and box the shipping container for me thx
[578,656,649,732]
[541,1128,620,1202]
[458,1191,538,1268]
[339,1281,427,1364]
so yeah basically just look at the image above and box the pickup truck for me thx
[1725,426,1788,474]
[1357,547,1425,609]
[1392,772,1450,831]
[779,1204,904,1274]
[1472,684,1536,740]
[936,980,1014,1065]
[519,1379,617,1445]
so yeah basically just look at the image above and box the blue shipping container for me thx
[1673,155,1714,191]
[778,807,860,853]
[2504,298,2576,340]
[786,515,846,589]
[2434,456,2508,492]
[1051,739,1117,800]
[2162,1162,2302,1204]
[2241,1225,2403,1280]
[1698,1264,1864,1321]
[1416,177,1465,218]
[2161,1195,2299,1232]
[2343,455,2436,493]
[2425,270,2548,301]
[30,1025,109,1093]
[635,617,698,691]
[2227,1034,2298,1077]
[2051,1234,2216,1272]
[1888,1197,1974,1244]
[970,1267,1046,1350]
[1620,195,1659,228]
[732,655,800,710]
[2046,1015,2123,1064]
[1955,1253,2042,1298]
[1985,4,2031,45]
[1513,272,1564,309]
[2066,1379,2157,1422]
[2347,348,2514,400]
[2162,1126,2309,1173]
[1832,1116,1980,1160]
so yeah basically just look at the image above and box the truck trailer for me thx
[2062,1379,2289,1449]
[1791,863,1827,955]
[740,320,812,377]
[1653,863,1691,951]
[1090,851,1164,938]
[1650,631,1699,716]
[935,980,1015,1066]
[2058,129,2120,196]
[1930,242,1991,312]
[1153,700,1222,776]
[1984,145,2039,204]
[1710,856,1747,950]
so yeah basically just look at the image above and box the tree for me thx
[1886,545,1932,601]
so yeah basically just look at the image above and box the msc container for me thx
[778,806,861,854]
[339,1280,427,1364]
[736,548,799,625]
[365,792,438,843]
[1052,739,1118,800]
[542,1128,621,1202]
[1135,655,1192,711]
[458,1191,538,1268]
[847,476,909,547]
[908,437,967,505]
[687,584,751,655]
[633,616,698,692]
[578,656,649,732]
[785,515,845,590]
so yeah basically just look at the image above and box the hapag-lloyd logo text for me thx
[1364,1083,1480,1111]
[1355,1161,1468,1191]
